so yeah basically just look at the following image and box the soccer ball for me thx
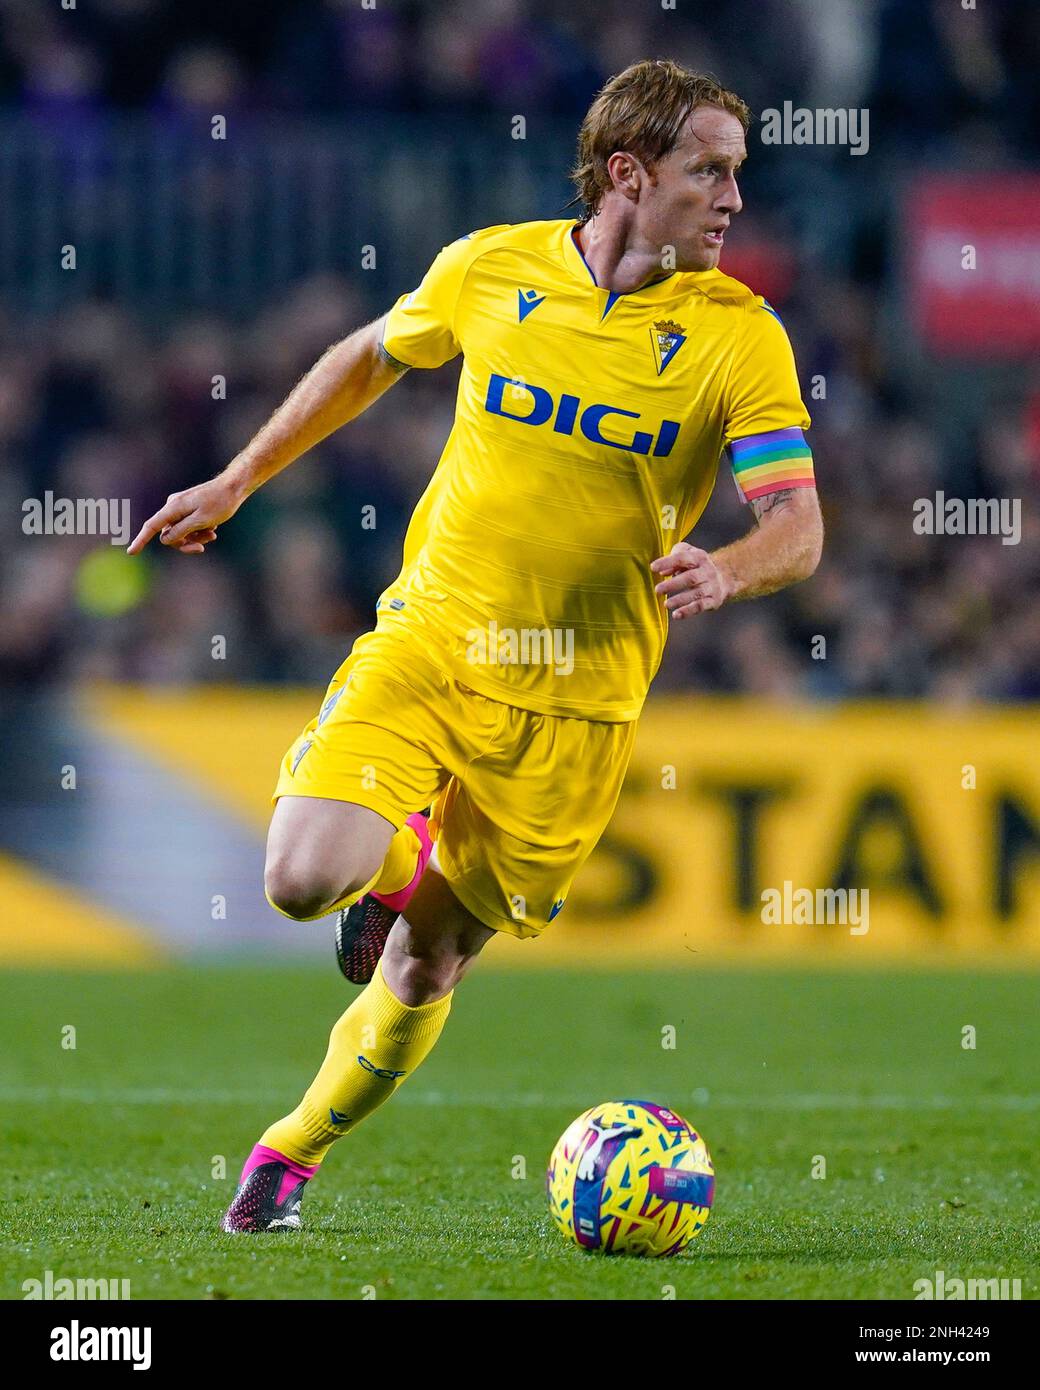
[546,1100,714,1257]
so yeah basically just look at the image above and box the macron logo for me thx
[518,288,545,322]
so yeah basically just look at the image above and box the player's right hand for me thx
[126,477,245,556]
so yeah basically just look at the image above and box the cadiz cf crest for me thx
[650,319,686,376]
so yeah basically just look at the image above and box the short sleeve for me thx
[381,227,507,370]
[725,300,815,503]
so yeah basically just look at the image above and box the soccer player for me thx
[128,59,823,1233]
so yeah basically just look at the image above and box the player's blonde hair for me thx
[571,59,751,222]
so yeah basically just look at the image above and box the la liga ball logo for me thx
[547,1100,715,1257]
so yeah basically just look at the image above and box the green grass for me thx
[1,966,1038,1300]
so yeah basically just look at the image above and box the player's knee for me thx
[264,860,343,921]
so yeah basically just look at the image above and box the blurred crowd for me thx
[0,0,1037,158]
[0,0,1038,701]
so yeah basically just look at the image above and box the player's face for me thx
[644,107,746,271]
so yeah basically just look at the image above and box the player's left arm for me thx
[652,297,823,620]
[652,485,822,618]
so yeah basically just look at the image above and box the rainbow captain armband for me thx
[728,427,815,503]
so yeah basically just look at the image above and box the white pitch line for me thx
[0,1086,1035,1111]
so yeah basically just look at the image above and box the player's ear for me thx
[605,150,641,201]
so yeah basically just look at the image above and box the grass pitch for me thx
[1,965,1037,1300]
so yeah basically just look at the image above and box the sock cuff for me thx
[257,1113,328,1170]
[373,822,422,900]
[372,960,452,1043]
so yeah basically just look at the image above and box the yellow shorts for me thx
[274,626,637,938]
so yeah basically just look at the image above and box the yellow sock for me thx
[265,821,422,922]
[259,959,451,1167]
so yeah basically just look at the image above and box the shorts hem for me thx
[436,848,542,940]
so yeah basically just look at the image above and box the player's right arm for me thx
[127,315,408,555]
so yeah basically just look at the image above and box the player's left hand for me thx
[650,542,735,619]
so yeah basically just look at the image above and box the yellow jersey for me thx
[378,219,814,721]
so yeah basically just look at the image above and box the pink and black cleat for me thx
[334,810,434,985]
[220,1144,317,1233]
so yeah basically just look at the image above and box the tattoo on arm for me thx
[749,488,797,522]
[377,342,411,375]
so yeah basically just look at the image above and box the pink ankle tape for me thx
[240,1143,319,1187]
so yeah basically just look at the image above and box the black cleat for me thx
[335,892,396,985]
[334,810,433,985]
[220,1155,311,1234]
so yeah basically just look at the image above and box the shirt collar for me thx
[560,220,719,302]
